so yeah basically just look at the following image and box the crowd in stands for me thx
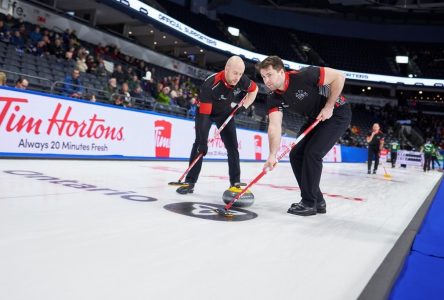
[0,12,442,153]
[154,1,444,79]
[339,103,444,152]
[0,13,201,117]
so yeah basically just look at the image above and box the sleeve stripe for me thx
[268,107,279,115]
[199,102,212,115]
[248,80,257,93]
[318,67,325,86]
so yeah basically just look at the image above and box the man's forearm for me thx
[326,76,345,108]
[268,122,282,157]
[322,68,345,108]
[243,87,259,108]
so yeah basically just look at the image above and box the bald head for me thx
[372,123,380,133]
[224,56,245,86]
[226,56,244,69]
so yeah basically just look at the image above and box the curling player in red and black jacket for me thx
[176,56,258,194]
[258,55,352,216]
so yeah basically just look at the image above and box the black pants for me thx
[391,151,397,167]
[431,156,441,169]
[424,153,432,171]
[185,113,240,186]
[289,103,351,207]
[368,148,380,172]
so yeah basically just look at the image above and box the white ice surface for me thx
[0,159,441,300]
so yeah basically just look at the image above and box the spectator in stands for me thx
[105,78,118,103]
[351,125,361,135]
[49,38,66,58]
[17,23,27,41]
[126,66,135,78]
[89,94,97,102]
[31,40,48,57]
[64,50,76,68]
[366,123,384,174]
[62,28,72,45]
[141,70,154,96]
[94,42,106,57]
[41,28,50,41]
[169,89,179,106]
[10,30,25,51]
[176,56,258,195]
[188,96,197,118]
[76,48,88,73]
[128,74,140,91]
[15,78,28,89]
[29,25,42,45]
[109,46,121,60]
[95,57,108,77]
[120,82,132,107]
[62,68,84,98]
[0,72,6,86]
[0,20,9,40]
[135,61,146,78]
[4,14,16,29]
[157,86,171,105]
[174,89,188,108]
[0,28,11,43]
[112,94,124,107]
[153,82,163,99]
[67,29,80,49]
[86,55,97,74]
[84,92,96,102]
[130,85,145,100]
[111,64,126,85]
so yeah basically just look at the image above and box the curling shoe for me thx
[288,201,317,216]
[230,182,247,189]
[290,200,326,214]
[176,182,195,195]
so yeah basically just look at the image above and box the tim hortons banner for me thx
[0,88,341,162]
[0,88,153,158]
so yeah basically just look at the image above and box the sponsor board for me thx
[397,150,423,166]
[0,88,341,161]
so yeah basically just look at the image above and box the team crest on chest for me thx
[295,90,309,100]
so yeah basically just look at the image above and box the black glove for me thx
[197,143,208,156]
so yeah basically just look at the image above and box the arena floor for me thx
[0,159,441,300]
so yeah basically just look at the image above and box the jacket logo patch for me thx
[295,90,309,100]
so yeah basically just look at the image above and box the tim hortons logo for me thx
[254,135,262,160]
[207,127,242,150]
[0,96,124,140]
[154,120,171,157]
